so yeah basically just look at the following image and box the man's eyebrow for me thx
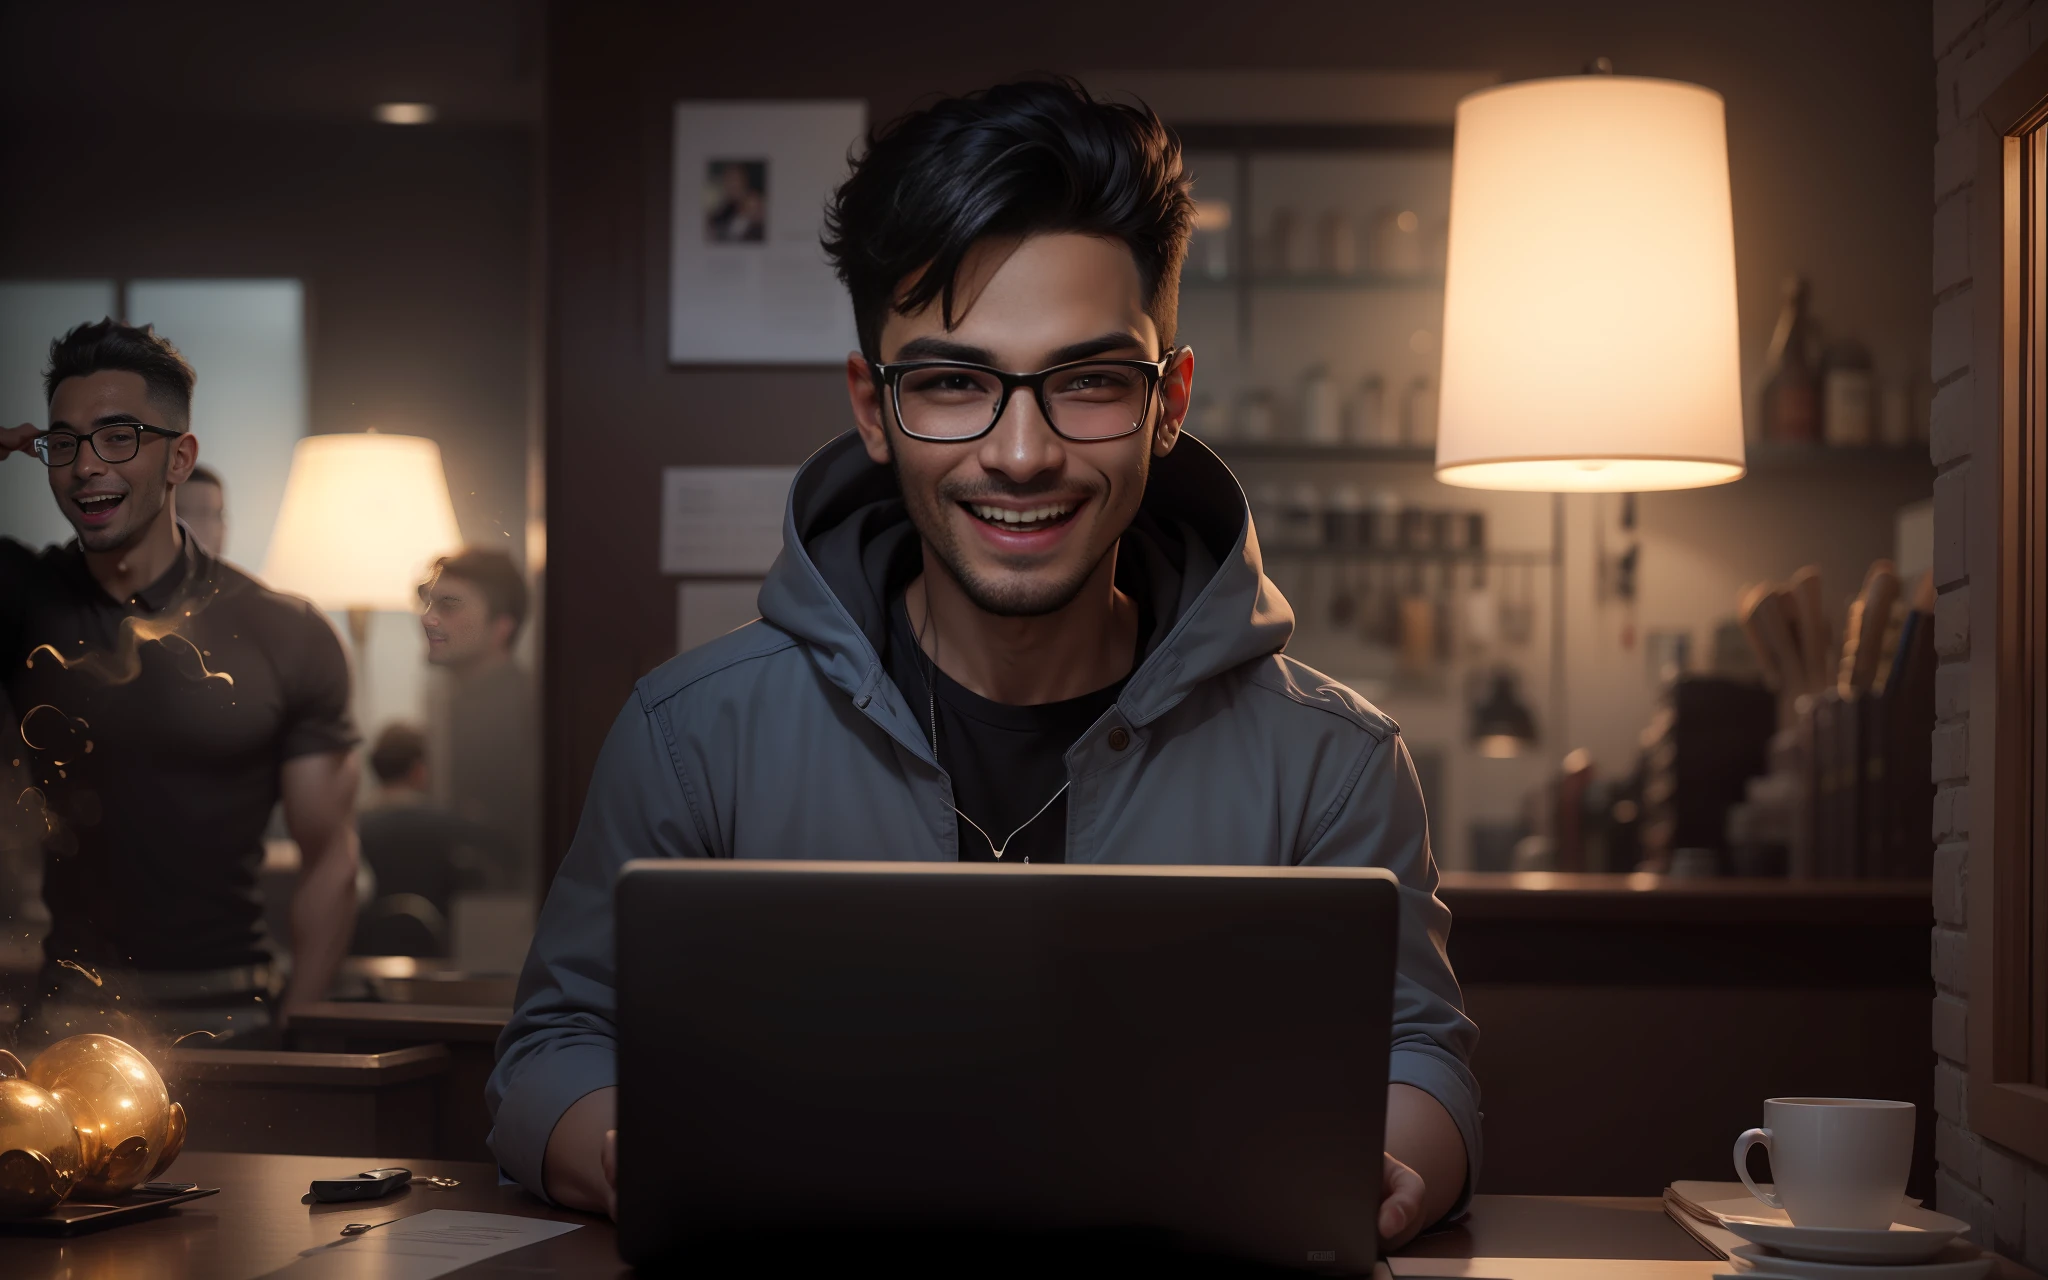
[1045,332,1150,365]
[885,331,1151,368]
[887,336,995,364]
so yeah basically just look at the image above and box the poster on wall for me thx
[669,100,866,364]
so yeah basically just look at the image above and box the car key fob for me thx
[309,1167,412,1202]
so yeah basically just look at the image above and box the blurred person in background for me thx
[354,722,488,958]
[420,549,538,892]
[0,320,360,1048]
[179,462,226,557]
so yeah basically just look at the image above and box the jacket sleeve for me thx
[484,690,708,1199]
[1301,728,1483,1216]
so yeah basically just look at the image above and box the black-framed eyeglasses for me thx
[30,422,181,468]
[870,350,1179,443]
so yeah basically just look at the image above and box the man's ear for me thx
[846,352,892,466]
[168,431,200,485]
[1152,345,1195,458]
[491,614,518,653]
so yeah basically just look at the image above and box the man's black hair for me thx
[44,318,197,426]
[428,548,529,643]
[187,464,223,488]
[821,78,1195,361]
[369,722,428,786]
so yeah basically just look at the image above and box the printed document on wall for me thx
[669,101,865,363]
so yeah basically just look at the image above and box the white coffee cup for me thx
[1734,1097,1915,1229]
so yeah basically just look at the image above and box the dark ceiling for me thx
[0,0,541,124]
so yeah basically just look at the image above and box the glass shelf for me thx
[1183,271,1445,292]
[1207,441,1932,472]
[1259,546,1554,565]
[1205,441,1435,463]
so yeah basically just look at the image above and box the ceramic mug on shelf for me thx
[1733,1097,1914,1230]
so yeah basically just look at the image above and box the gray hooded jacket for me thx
[486,431,1481,1203]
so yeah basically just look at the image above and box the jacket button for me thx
[1107,727,1130,751]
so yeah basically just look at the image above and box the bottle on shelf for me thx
[1821,339,1874,448]
[1345,374,1393,447]
[1300,365,1342,445]
[1759,276,1821,443]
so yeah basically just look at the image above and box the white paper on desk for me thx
[660,466,794,574]
[279,1210,580,1280]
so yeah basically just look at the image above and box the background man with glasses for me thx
[0,319,361,1049]
[490,79,1478,1248]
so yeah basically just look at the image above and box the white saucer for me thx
[1730,1241,1992,1280]
[1720,1205,1971,1265]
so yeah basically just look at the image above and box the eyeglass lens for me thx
[895,364,1153,441]
[33,425,144,467]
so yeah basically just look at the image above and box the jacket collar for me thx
[757,431,1293,730]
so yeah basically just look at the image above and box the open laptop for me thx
[615,861,1401,1274]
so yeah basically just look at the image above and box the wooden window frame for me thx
[1967,36,2048,1165]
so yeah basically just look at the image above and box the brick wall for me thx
[1929,0,2048,1269]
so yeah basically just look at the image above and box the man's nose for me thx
[69,447,107,483]
[976,387,1064,484]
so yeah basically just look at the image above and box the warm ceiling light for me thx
[1435,74,1745,492]
[374,102,437,126]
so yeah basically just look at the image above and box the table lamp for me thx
[1435,71,1746,491]
[263,431,463,665]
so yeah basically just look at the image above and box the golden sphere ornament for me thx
[0,1034,187,1210]
[0,1071,84,1218]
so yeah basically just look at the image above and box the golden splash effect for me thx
[26,615,233,688]
[14,788,56,834]
[169,1030,218,1047]
[54,959,102,988]
[18,706,91,768]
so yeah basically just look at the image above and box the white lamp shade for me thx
[263,432,464,611]
[1435,75,1746,491]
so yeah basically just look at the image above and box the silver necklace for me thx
[915,595,1069,862]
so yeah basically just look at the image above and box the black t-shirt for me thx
[0,532,358,970]
[882,590,1148,866]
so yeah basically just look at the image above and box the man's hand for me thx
[0,423,39,461]
[1379,1151,1428,1249]
[544,1086,618,1217]
[1381,1082,1469,1251]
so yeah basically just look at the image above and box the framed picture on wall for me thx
[669,100,866,364]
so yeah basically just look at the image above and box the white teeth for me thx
[970,502,1072,526]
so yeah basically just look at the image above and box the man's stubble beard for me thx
[72,454,171,554]
[889,443,1146,620]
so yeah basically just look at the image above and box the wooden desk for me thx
[0,1152,615,1279]
[6,1155,2039,1279]
[0,1152,1706,1279]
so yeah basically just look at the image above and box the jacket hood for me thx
[756,431,1293,729]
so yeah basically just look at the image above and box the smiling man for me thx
[0,320,361,1047]
[489,80,1479,1247]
